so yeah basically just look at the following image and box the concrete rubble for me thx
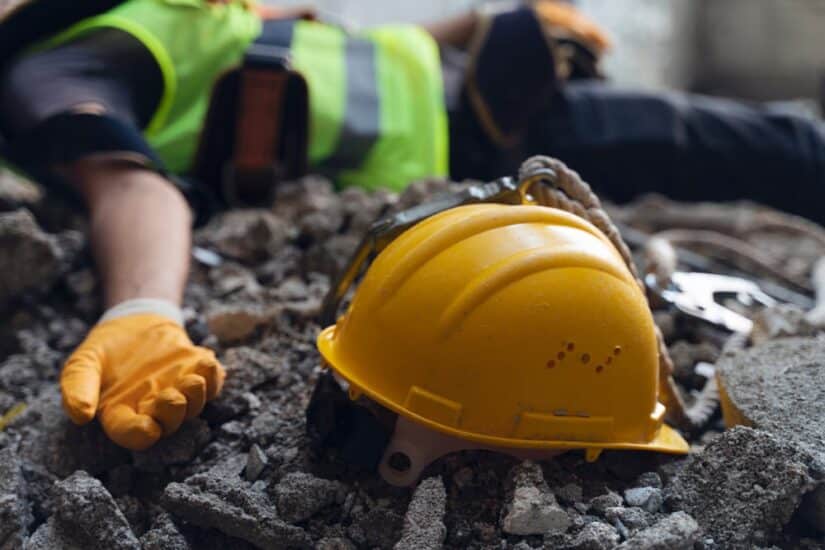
[0,209,66,304]
[0,447,32,550]
[667,426,819,547]
[0,170,824,548]
[500,460,570,536]
[394,476,447,550]
[716,336,825,532]
[272,471,345,524]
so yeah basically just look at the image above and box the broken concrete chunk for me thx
[0,209,63,304]
[139,512,191,550]
[272,471,345,524]
[244,444,268,482]
[616,512,700,550]
[635,473,662,489]
[195,209,289,263]
[667,426,816,547]
[23,517,84,550]
[501,461,570,536]
[132,419,211,473]
[52,471,140,550]
[204,347,285,423]
[588,491,624,517]
[272,176,340,223]
[604,507,654,533]
[716,336,825,467]
[206,303,280,344]
[162,457,311,549]
[347,506,404,549]
[623,487,663,514]
[555,483,584,506]
[316,537,357,550]
[0,447,32,550]
[568,521,621,550]
[716,336,825,533]
[394,476,447,550]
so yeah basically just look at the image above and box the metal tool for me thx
[646,271,777,334]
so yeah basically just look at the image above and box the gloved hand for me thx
[61,311,224,450]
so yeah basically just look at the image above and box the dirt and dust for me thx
[1,172,824,549]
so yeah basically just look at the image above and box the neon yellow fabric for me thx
[343,25,448,191]
[290,21,346,165]
[35,2,448,189]
[40,0,260,173]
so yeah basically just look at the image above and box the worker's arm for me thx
[59,159,224,451]
[72,159,190,307]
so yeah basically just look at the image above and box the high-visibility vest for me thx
[37,0,448,191]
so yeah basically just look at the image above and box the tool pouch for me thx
[194,42,309,208]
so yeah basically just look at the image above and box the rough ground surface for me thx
[1,173,825,549]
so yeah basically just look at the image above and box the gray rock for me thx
[0,209,63,304]
[162,456,311,549]
[588,492,624,517]
[244,444,268,482]
[604,507,654,532]
[204,347,285,423]
[717,336,825,467]
[501,461,570,535]
[316,537,357,550]
[11,387,129,479]
[395,477,447,550]
[347,506,404,549]
[623,488,663,513]
[23,517,83,550]
[272,471,344,524]
[132,419,211,473]
[0,447,32,550]
[302,234,360,277]
[206,303,280,344]
[52,471,140,550]
[195,209,289,263]
[272,176,340,222]
[616,512,700,550]
[635,473,662,489]
[555,483,584,505]
[139,512,191,550]
[567,521,620,550]
[667,426,817,547]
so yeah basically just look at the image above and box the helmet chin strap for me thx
[379,416,565,487]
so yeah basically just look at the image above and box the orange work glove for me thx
[61,312,224,451]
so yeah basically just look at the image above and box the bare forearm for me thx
[70,161,191,308]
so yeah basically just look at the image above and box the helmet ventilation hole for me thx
[596,365,604,373]
[388,452,412,473]
[557,351,566,360]
[546,360,556,369]
[613,346,622,356]
[606,357,613,365]
[566,342,575,352]
[580,353,591,364]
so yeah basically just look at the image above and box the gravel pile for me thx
[1,173,824,549]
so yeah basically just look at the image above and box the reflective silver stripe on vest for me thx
[319,36,380,173]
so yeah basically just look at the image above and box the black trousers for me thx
[451,81,825,224]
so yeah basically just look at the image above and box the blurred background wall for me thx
[267,0,825,103]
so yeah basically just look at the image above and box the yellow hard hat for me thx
[317,202,688,474]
